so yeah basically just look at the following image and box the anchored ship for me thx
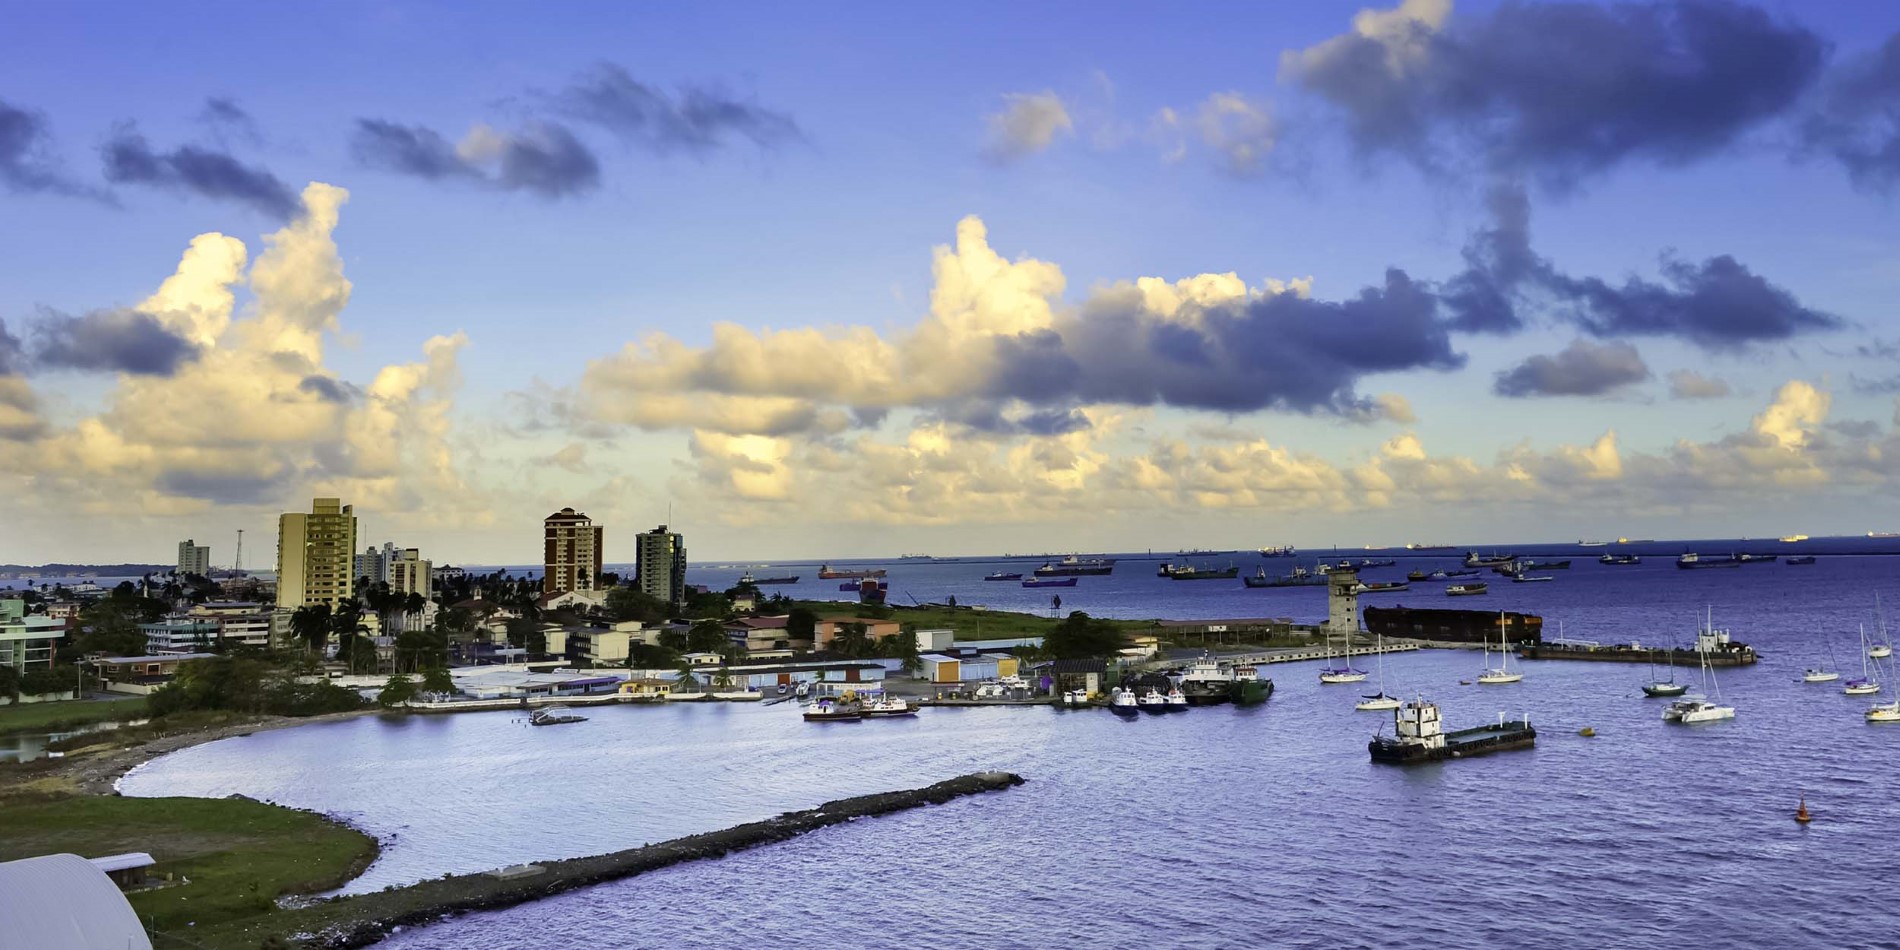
[1362,606,1543,645]
[1517,618,1758,667]
[1368,698,1535,764]
[1034,555,1116,576]
[818,565,887,580]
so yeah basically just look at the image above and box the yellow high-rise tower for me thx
[276,498,359,610]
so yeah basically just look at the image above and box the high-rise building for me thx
[353,541,400,585]
[389,548,432,600]
[176,539,211,576]
[543,508,603,595]
[635,524,687,605]
[276,498,358,610]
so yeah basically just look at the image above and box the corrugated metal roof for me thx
[87,852,155,873]
[0,853,152,950]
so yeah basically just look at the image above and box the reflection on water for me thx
[1,718,142,763]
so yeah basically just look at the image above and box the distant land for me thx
[0,564,170,576]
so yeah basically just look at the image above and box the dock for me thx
[1135,642,1419,673]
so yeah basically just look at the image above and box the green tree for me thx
[686,619,731,654]
[1044,611,1127,659]
[290,604,334,655]
[420,666,454,695]
[656,628,689,653]
[786,607,818,643]
[0,665,18,701]
[378,675,418,707]
[834,622,872,658]
[606,587,668,624]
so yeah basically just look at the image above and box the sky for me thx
[4,0,1900,565]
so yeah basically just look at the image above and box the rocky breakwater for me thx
[284,771,1027,949]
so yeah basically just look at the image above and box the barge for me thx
[1368,698,1535,764]
[1363,606,1543,645]
[1517,621,1757,666]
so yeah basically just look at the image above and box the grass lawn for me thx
[0,794,377,939]
[0,695,148,735]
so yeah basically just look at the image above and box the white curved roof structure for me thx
[0,853,152,950]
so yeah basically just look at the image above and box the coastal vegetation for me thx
[0,695,148,736]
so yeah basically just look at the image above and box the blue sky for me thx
[4,0,1900,564]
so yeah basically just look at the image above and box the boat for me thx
[1445,569,1481,577]
[1109,688,1140,717]
[1022,576,1078,588]
[738,572,800,585]
[1662,610,1737,724]
[1035,555,1116,576]
[803,697,863,722]
[1158,562,1239,580]
[840,580,890,592]
[1477,614,1525,684]
[1363,606,1542,645]
[1352,581,1409,594]
[1244,565,1326,588]
[861,695,918,718]
[1868,660,1900,722]
[1406,570,1428,582]
[1845,625,1882,695]
[1874,644,1893,660]
[1163,688,1190,712]
[1355,635,1402,711]
[529,705,587,726]
[1511,574,1554,584]
[1786,556,1816,565]
[1781,535,1809,542]
[1578,540,1610,547]
[1521,613,1757,666]
[1368,699,1535,764]
[1358,558,1396,568]
[1802,668,1840,683]
[1676,553,1740,569]
[1642,638,1688,697]
[1406,543,1457,551]
[1319,629,1368,684]
[1259,545,1297,558]
[1599,554,1641,565]
[897,553,933,561]
[1464,551,1516,567]
[1175,653,1274,705]
[1061,689,1091,707]
[1735,553,1779,564]
[817,565,886,580]
[1870,531,1900,539]
[1446,582,1488,596]
[983,571,1023,581]
[1136,688,1172,714]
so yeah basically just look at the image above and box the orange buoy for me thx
[1796,797,1812,824]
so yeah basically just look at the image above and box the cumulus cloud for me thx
[1441,181,1839,348]
[100,124,300,220]
[28,308,201,376]
[0,97,107,201]
[1667,368,1732,399]
[351,119,601,198]
[984,91,1074,160]
[580,216,1463,436]
[1494,339,1650,397]
[1804,32,1900,191]
[1283,0,1826,186]
[552,63,800,154]
[1193,92,1277,175]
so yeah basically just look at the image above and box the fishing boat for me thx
[1022,576,1078,588]
[1034,555,1116,576]
[1368,699,1535,764]
[1846,626,1882,695]
[529,705,587,726]
[738,572,800,585]
[1244,565,1326,588]
[1355,635,1402,711]
[1477,614,1525,684]
[1319,629,1368,684]
[983,571,1022,581]
[1109,688,1140,717]
[803,697,863,722]
[817,565,886,580]
[1675,552,1740,570]
[1446,582,1488,596]
[1599,554,1641,565]
[1662,615,1736,724]
[1787,556,1817,565]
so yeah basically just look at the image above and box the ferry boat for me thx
[817,565,887,580]
[983,571,1022,581]
[1244,565,1325,588]
[1158,562,1239,580]
[1363,606,1542,645]
[1446,582,1488,596]
[1259,545,1297,558]
[1368,699,1535,764]
[1599,554,1641,565]
[1035,555,1116,576]
[739,572,800,585]
[1022,576,1078,588]
[861,695,918,718]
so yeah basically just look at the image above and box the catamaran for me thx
[1355,634,1401,710]
[1477,610,1524,684]
[1663,609,1736,724]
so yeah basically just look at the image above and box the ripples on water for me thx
[122,557,1900,948]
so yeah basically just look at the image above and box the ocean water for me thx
[118,547,1900,948]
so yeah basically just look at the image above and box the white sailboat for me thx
[1477,610,1524,684]
[1319,625,1367,684]
[1802,633,1840,682]
[1355,634,1401,710]
[1846,624,1883,696]
[1867,656,1900,722]
[1873,594,1894,659]
[1664,608,1736,724]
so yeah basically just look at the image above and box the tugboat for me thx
[1368,698,1535,764]
[803,696,863,722]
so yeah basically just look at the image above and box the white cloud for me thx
[1195,92,1278,176]
[1281,0,1451,82]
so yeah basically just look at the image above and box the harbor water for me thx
[119,547,1900,948]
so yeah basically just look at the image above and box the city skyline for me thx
[7,1,1900,563]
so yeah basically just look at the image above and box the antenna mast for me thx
[235,529,244,573]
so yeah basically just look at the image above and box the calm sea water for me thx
[120,546,1900,948]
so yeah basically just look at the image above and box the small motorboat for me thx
[1109,688,1140,717]
[1663,697,1735,723]
[803,698,863,722]
[1163,688,1190,712]
[1136,689,1171,714]
[529,705,587,726]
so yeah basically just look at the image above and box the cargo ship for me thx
[1464,551,1516,567]
[1675,553,1739,570]
[738,572,800,585]
[1034,555,1115,576]
[1158,562,1239,580]
[1517,620,1757,666]
[1363,606,1543,645]
[1368,698,1535,764]
[1244,565,1325,588]
[818,565,887,580]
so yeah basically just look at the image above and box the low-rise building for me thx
[724,615,792,653]
[141,619,222,653]
[0,599,66,670]
[89,653,218,694]
[919,649,1021,684]
[814,616,902,650]
[716,654,888,691]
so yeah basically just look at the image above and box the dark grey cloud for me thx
[101,125,300,221]
[198,97,264,146]
[1494,339,1650,397]
[1804,32,1900,191]
[155,469,281,505]
[298,375,359,404]
[1287,0,1826,187]
[0,318,22,375]
[29,308,200,375]
[553,64,801,154]
[982,268,1464,417]
[1666,368,1732,399]
[1440,181,1839,349]
[935,400,1093,436]
[351,119,600,198]
[0,97,109,201]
